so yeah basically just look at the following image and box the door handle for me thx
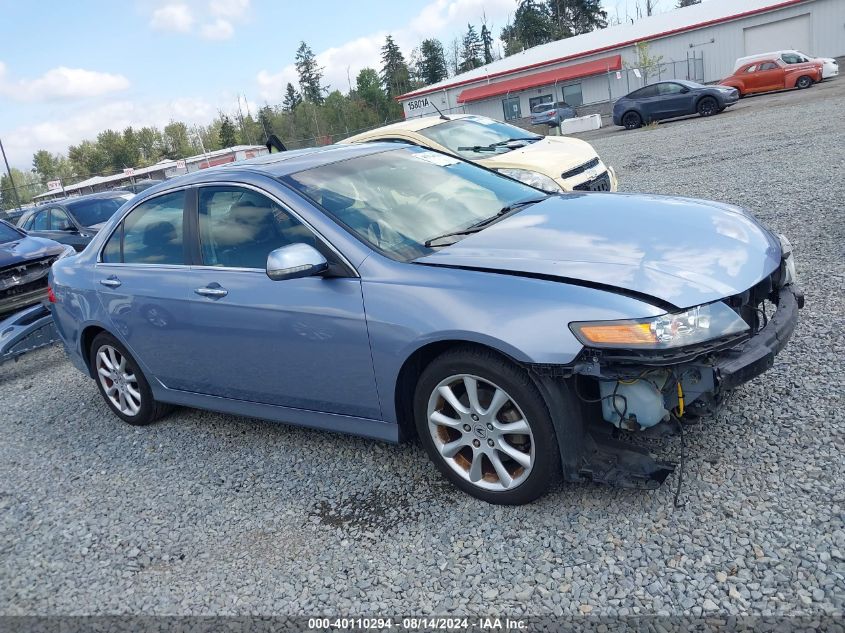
[100,276,121,288]
[194,286,228,298]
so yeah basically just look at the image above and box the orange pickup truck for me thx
[720,58,824,96]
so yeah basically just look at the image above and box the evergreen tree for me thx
[677,0,701,7]
[418,39,449,85]
[295,41,326,104]
[282,83,302,111]
[459,24,482,73]
[380,35,410,98]
[480,24,495,64]
[547,0,607,37]
[355,68,388,117]
[257,105,275,140]
[219,115,239,148]
[162,121,194,159]
[507,0,555,51]
[32,150,61,180]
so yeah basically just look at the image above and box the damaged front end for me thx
[542,247,803,490]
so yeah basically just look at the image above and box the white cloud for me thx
[3,98,216,168]
[201,18,234,40]
[209,0,249,19]
[0,62,130,102]
[150,4,195,32]
[256,0,514,100]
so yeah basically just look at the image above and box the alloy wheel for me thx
[426,374,534,491]
[96,345,142,416]
[698,98,717,116]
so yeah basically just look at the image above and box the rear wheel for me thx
[697,96,718,117]
[90,332,171,426]
[796,75,813,89]
[414,347,560,505]
[622,111,642,130]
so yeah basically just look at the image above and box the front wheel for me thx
[414,347,560,505]
[90,332,171,426]
[622,111,642,130]
[697,96,718,117]
[796,75,813,89]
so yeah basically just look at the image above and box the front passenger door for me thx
[181,185,381,420]
[49,207,88,251]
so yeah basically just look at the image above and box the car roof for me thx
[41,190,130,206]
[344,114,477,141]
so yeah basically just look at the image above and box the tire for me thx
[697,96,718,117]
[89,332,171,426]
[622,111,642,130]
[796,75,813,89]
[413,346,561,505]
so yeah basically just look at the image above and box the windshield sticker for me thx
[414,151,460,167]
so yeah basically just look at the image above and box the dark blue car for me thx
[613,80,739,130]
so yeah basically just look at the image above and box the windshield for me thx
[419,117,541,160]
[284,147,543,261]
[66,195,131,227]
[0,221,23,243]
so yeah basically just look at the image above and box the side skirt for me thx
[152,385,400,443]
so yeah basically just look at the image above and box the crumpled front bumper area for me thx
[715,285,801,391]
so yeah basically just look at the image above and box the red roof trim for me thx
[396,0,808,101]
[456,55,622,103]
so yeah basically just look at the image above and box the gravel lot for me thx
[1,79,843,619]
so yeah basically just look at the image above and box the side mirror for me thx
[680,86,690,93]
[266,243,328,281]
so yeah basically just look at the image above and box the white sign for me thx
[633,68,642,78]
[175,159,186,169]
[47,180,62,191]
[123,168,135,176]
[615,71,622,80]
[407,97,431,112]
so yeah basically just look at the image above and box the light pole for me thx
[0,136,22,211]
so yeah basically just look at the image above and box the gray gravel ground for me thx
[1,80,844,618]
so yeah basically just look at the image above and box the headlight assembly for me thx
[497,168,563,193]
[570,301,749,350]
[778,233,798,286]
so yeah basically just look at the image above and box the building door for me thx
[744,13,811,56]
[502,96,521,121]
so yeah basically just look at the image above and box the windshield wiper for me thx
[456,137,541,153]
[423,196,548,247]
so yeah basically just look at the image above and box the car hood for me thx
[415,193,782,310]
[0,235,65,269]
[477,136,599,176]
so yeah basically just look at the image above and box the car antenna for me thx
[431,102,450,121]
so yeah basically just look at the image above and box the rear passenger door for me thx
[631,85,661,121]
[95,189,195,386]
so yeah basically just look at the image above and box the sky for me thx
[0,0,674,169]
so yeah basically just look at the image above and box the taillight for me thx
[47,286,57,303]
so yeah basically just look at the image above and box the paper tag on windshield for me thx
[414,151,460,167]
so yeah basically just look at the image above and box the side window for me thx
[658,83,684,95]
[31,210,49,231]
[744,64,758,73]
[49,208,73,230]
[759,62,778,70]
[120,191,185,264]
[198,187,316,269]
[101,225,122,263]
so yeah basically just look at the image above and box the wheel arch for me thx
[80,324,108,377]
[393,339,527,442]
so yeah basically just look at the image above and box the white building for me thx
[397,0,844,122]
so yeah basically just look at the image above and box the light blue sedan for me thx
[48,143,802,504]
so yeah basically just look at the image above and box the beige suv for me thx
[342,114,617,193]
